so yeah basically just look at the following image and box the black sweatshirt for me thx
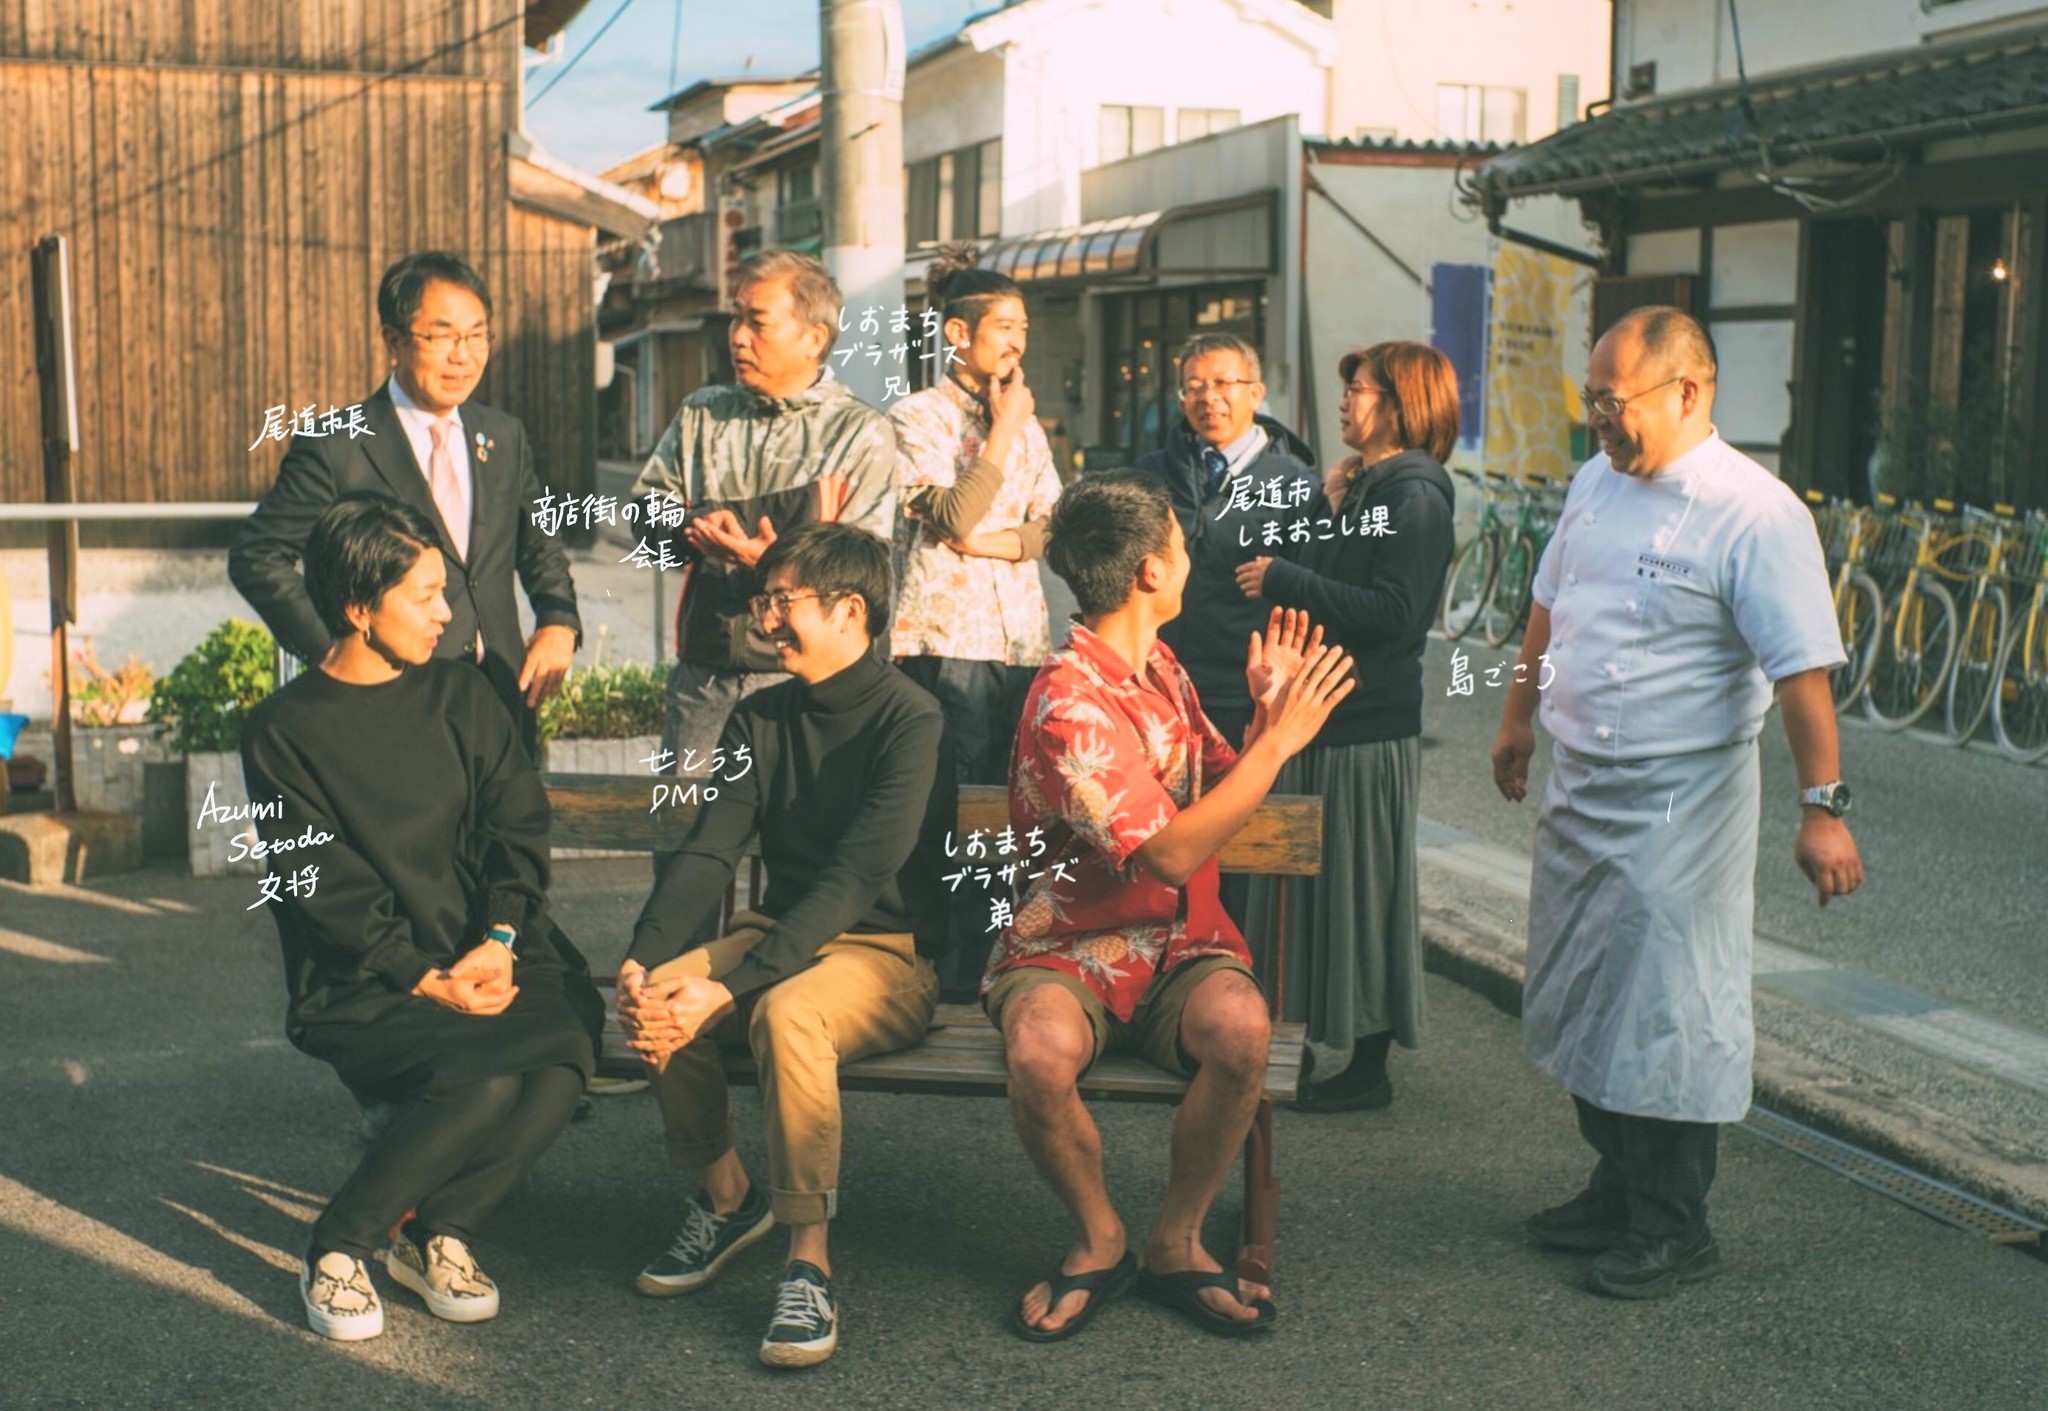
[1259,450,1457,745]
[628,653,954,996]
[240,660,585,1033]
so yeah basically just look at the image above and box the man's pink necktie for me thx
[427,418,469,561]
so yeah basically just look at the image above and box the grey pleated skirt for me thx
[1246,733,1424,1076]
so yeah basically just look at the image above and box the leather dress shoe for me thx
[1586,1230,1723,1299]
[1524,1188,1628,1251]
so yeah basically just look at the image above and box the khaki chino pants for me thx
[650,911,938,1224]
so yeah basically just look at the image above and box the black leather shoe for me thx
[1586,1230,1723,1299]
[1290,1072,1393,1112]
[1523,1188,1628,1251]
[1289,1037,1393,1113]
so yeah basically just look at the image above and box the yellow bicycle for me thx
[1807,491,1884,712]
[1941,505,2020,743]
[1864,503,1974,732]
[1990,510,2048,763]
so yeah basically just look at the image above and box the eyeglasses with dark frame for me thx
[402,327,495,357]
[1581,375,1683,419]
[748,589,843,621]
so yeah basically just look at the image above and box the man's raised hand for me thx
[1261,642,1355,756]
[1246,606,1323,711]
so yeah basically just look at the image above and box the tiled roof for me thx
[1477,25,2048,200]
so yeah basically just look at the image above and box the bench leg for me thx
[1236,1098,1277,1286]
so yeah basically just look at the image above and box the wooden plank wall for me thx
[0,0,596,543]
[502,203,598,504]
[0,0,508,77]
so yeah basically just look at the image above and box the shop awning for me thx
[1477,26,2048,202]
[975,192,1276,285]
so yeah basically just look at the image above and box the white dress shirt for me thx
[1531,431,1845,762]
[387,374,473,548]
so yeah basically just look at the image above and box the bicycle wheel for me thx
[1481,535,1535,648]
[1441,532,1497,641]
[1942,584,2006,743]
[1864,578,1958,731]
[1991,607,2048,763]
[1830,572,1883,712]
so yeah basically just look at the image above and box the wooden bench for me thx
[545,774,1322,1285]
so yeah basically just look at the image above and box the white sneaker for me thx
[385,1229,501,1323]
[301,1252,384,1341]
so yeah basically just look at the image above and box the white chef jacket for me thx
[1530,432,1845,762]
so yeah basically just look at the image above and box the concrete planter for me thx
[185,750,262,878]
[73,725,173,816]
[545,734,662,859]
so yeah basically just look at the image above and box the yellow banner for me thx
[1484,244,1581,482]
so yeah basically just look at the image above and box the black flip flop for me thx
[1012,1250,1138,1343]
[1136,1267,1277,1336]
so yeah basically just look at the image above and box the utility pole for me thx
[817,0,906,407]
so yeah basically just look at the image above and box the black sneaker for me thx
[634,1182,774,1297]
[759,1261,838,1368]
[1587,1230,1723,1299]
[1524,1187,1629,1251]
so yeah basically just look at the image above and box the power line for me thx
[526,0,641,109]
[668,0,685,97]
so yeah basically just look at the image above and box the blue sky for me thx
[523,0,989,173]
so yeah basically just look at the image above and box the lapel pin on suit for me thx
[474,431,493,463]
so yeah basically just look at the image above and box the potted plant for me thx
[68,640,168,818]
[145,620,276,876]
[540,630,667,858]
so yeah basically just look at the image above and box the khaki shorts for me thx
[984,955,1255,1077]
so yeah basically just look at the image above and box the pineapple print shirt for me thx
[988,623,1250,1020]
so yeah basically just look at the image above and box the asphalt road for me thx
[1410,634,2048,1032]
[3,861,2044,1411]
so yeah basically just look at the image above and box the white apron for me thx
[1523,736,1761,1123]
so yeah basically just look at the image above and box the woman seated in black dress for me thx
[241,494,601,1342]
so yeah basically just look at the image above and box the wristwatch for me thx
[1798,780,1851,817]
[486,923,518,954]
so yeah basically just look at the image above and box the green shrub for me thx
[146,620,276,754]
[538,662,666,745]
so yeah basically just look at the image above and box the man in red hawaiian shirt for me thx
[986,470,1354,1342]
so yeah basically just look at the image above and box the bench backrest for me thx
[544,777,1322,876]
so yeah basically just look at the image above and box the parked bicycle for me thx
[1990,509,2048,763]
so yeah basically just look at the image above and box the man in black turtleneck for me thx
[616,523,952,1370]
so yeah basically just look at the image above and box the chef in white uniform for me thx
[1490,306,1865,1300]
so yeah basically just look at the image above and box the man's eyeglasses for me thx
[1180,378,1257,399]
[405,328,495,356]
[1581,375,1682,419]
[748,589,841,621]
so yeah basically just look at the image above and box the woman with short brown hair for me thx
[1234,341,1459,1110]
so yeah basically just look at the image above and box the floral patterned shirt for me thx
[984,622,1249,1020]
[888,380,1064,664]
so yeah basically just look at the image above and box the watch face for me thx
[1829,782,1851,817]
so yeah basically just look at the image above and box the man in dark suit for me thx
[231,252,581,752]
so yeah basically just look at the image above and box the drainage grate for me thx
[1740,1106,2044,1247]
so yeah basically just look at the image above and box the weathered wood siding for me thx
[0,1,596,540]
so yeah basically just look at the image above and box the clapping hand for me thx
[1245,606,1323,711]
[1261,642,1356,757]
